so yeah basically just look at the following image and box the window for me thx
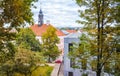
[68,72,73,76]
[69,43,75,67]
[69,43,73,52]
[70,58,75,67]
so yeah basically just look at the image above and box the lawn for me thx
[5,65,53,76]
[31,66,53,76]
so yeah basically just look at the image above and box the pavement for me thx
[58,62,64,76]
[51,55,64,76]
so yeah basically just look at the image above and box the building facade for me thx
[64,31,97,76]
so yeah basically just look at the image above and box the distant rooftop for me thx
[65,31,82,38]
[66,29,77,33]
[61,30,69,35]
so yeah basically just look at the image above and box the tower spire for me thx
[40,1,42,9]
[38,1,44,26]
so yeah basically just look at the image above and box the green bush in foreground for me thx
[13,66,53,76]
[32,66,53,76]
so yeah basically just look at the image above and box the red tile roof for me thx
[66,30,77,33]
[30,24,48,36]
[30,24,65,36]
[56,29,65,36]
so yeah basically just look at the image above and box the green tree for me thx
[0,0,38,75]
[13,47,44,76]
[68,34,91,69]
[42,25,60,62]
[14,28,44,76]
[0,47,45,76]
[0,0,37,65]
[16,28,41,51]
[0,29,44,76]
[75,0,120,76]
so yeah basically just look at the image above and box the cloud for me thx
[31,0,83,27]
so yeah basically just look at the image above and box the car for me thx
[55,60,62,63]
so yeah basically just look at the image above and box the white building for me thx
[64,31,97,76]
[64,31,82,76]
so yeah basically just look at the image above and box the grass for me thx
[12,65,53,76]
[32,66,53,76]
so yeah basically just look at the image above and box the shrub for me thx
[32,66,53,76]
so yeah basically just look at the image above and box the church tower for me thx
[38,8,44,26]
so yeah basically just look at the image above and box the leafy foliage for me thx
[13,47,45,76]
[0,0,37,26]
[16,28,41,51]
[31,66,53,76]
[13,66,53,76]
[0,46,45,76]
[0,0,37,66]
[42,25,60,62]
[0,0,37,53]
[0,0,48,76]
[0,42,15,64]
[14,28,44,75]
[72,0,120,76]
[68,34,91,69]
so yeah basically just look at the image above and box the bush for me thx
[31,66,53,76]
[0,66,53,76]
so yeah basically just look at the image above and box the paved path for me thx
[51,55,64,76]
[58,62,64,76]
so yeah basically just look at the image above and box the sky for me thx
[31,0,82,28]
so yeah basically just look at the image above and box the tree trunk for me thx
[48,56,51,63]
[97,67,101,76]
[96,0,102,76]
[97,0,105,76]
[6,72,9,76]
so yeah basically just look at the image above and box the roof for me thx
[61,30,69,35]
[66,30,77,33]
[30,24,48,36]
[30,24,65,36]
[56,29,65,36]
[65,31,82,38]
